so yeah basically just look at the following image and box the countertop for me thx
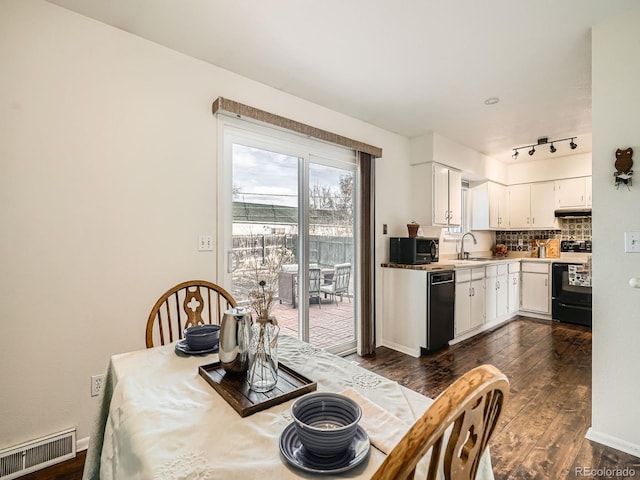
[381,255,591,270]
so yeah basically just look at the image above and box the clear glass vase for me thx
[247,316,279,392]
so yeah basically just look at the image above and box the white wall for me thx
[0,0,411,449]
[508,151,592,185]
[589,7,640,455]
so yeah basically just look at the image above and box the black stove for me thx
[560,240,592,253]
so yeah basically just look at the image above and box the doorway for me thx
[220,123,358,354]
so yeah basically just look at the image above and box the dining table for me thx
[82,334,496,479]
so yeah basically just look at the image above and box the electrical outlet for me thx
[198,234,213,251]
[91,374,105,397]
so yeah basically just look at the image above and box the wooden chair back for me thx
[145,280,237,348]
[372,364,509,480]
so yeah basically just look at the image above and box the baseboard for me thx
[76,436,89,452]
[450,315,514,346]
[586,428,640,458]
[379,340,420,358]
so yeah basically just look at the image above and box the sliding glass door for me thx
[220,123,357,354]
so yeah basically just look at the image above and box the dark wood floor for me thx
[25,316,639,479]
[350,316,640,480]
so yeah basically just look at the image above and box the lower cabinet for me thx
[507,262,521,314]
[520,261,551,314]
[454,267,485,336]
[485,264,508,323]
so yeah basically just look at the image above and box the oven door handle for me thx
[557,302,591,311]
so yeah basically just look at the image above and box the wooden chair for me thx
[145,280,237,348]
[320,263,351,304]
[371,364,509,480]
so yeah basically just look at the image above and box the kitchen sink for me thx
[465,257,494,261]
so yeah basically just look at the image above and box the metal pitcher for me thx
[219,307,252,374]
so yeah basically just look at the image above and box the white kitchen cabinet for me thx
[530,182,556,228]
[485,264,508,323]
[507,262,520,314]
[412,162,461,227]
[520,262,551,314]
[586,176,592,206]
[508,184,531,229]
[555,177,592,209]
[432,163,462,226]
[454,267,484,336]
[471,181,509,230]
[508,182,556,229]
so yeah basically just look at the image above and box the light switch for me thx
[624,232,640,252]
[198,235,213,251]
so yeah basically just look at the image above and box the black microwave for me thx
[389,237,439,265]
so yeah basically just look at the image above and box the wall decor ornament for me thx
[614,147,633,189]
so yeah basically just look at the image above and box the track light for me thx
[511,136,578,159]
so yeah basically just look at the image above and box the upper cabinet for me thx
[413,163,462,227]
[508,182,556,229]
[471,181,509,230]
[555,177,592,209]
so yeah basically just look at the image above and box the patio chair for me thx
[320,263,351,304]
[145,280,236,348]
[371,364,509,480]
[309,267,322,308]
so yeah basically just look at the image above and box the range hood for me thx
[554,208,591,218]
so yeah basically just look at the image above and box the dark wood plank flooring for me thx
[24,316,640,479]
[349,316,640,480]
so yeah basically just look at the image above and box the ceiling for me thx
[47,0,638,163]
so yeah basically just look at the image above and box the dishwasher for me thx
[422,270,456,353]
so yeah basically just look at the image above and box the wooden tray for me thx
[199,362,317,417]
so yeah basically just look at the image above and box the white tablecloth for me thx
[83,335,495,479]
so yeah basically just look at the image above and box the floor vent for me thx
[0,428,76,480]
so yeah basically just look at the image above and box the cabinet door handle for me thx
[497,281,500,290]
[532,217,535,225]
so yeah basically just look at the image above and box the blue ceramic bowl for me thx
[290,392,362,457]
[184,324,219,351]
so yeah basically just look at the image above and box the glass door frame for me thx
[217,116,359,352]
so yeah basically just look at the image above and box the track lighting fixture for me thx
[511,136,578,159]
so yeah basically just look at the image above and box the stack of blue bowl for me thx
[290,392,362,457]
[184,324,220,351]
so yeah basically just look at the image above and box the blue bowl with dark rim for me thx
[184,324,219,351]
[290,392,362,457]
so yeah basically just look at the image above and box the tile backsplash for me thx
[496,217,592,252]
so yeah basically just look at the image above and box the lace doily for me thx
[155,452,214,480]
[350,372,383,389]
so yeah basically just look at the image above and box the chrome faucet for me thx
[458,232,477,260]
